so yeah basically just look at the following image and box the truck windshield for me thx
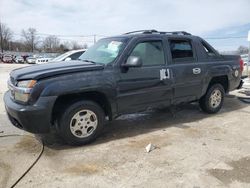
[78,38,126,64]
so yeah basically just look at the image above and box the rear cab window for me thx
[168,39,196,63]
[201,40,217,57]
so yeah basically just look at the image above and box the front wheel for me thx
[199,84,225,114]
[58,100,105,145]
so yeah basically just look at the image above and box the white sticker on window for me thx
[108,41,122,52]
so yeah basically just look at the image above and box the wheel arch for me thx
[208,75,229,93]
[51,91,113,125]
[202,75,229,97]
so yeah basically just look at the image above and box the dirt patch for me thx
[183,127,201,138]
[14,135,41,153]
[64,163,101,175]
[43,147,59,157]
[208,156,250,184]
[0,161,12,187]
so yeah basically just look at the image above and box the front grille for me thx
[8,77,15,98]
[10,76,15,85]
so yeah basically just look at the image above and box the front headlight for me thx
[8,79,37,103]
[17,80,37,88]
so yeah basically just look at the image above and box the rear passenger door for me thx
[167,38,205,102]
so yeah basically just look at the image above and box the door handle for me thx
[193,68,201,74]
[165,68,170,79]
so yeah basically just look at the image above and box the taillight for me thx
[239,58,244,72]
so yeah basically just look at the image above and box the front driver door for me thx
[116,39,173,114]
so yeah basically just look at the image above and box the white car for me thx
[51,49,86,62]
[241,54,249,66]
[36,57,53,64]
[241,54,250,77]
[27,57,36,64]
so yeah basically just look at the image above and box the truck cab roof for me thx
[104,30,200,41]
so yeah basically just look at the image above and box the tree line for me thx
[0,22,88,53]
[1,21,249,55]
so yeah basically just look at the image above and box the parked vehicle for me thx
[26,57,36,64]
[36,57,53,64]
[241,54,249,66]
[241,54,249,77]
[14,56,25,64]
[0,53,3,62]
[50,49,86,62]
[2,54,13,63]
[4,30,243,145]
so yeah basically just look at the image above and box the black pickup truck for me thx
[4,30,244,145]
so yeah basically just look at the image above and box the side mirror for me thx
[122,56,142,68]
[65,57,72,61]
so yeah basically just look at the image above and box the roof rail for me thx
[123,30,158,35]
[123,30,191,35]
[160,31,191,35]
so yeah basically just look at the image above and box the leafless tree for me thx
[21,28,38,52]
[237,46,249,55]
[0,22,13,52]
[43,35,60,52]
[11,41,26,52]
[82,43,88,49]
[71,41,82,50]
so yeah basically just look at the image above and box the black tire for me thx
[58,100,105,145]
[199,84,225,114]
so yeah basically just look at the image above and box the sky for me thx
[0,0,250,51]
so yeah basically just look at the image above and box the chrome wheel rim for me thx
[209,89,222,108]
[70,110,98,138]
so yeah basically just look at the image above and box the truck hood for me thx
[10,60,104,81]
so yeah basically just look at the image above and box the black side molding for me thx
[237,80,244,89]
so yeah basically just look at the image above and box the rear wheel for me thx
[199,84,225,114]
[58,100,105,145]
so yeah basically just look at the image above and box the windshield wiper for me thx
[80,59,97,64]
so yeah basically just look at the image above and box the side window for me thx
[69,51,84,60]
[130,41,165,66]
[201,41,216,57]
[169,40,194,60]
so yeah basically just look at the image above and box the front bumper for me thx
[4,91,57,133]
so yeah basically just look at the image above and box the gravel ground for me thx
[0,63,250,188]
